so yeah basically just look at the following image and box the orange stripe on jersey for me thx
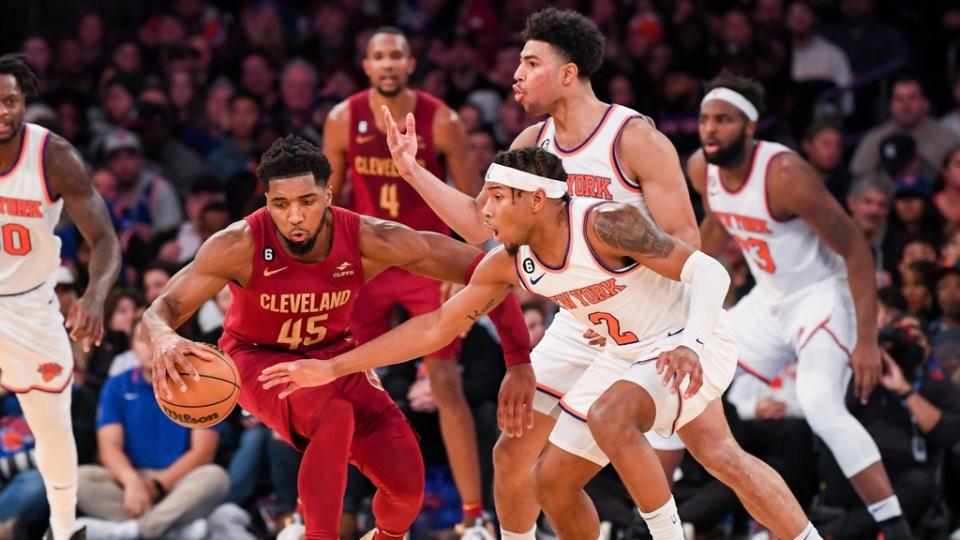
[536,383,564,399]
[552,105,615,157]
[608,114,644,193]
[38,131,54,204]
[0,127,28,181]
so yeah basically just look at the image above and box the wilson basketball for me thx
[155,344,241,429]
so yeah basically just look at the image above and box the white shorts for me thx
[549,317,739,466]
[733,278,856,383]
[0,284,73,393]
[531,310,600,417]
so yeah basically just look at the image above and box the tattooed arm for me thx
[259,249,518,392]
[586,202,695,281]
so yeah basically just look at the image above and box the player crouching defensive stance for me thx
[261,147,823,540]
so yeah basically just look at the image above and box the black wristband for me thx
[152,478,167,499]
[898,388,915,399]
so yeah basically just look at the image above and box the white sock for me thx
[792,522,823,540]
[500,524,536,540]
[639,496,683,540]
[867,495,903,522]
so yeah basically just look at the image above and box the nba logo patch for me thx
[358,121,368,134]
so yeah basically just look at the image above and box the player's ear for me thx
[324,185,333,206]
[561,62,579,86]
[530,189,547,212]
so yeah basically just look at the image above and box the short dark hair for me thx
[804,117,842,141]
[493,147,569,202]
[0,53,39,98]
[522,8,604,79]
[256,135,332,189]
[230,91,260,109]
[890,73,926,98]
[704,69,766,118]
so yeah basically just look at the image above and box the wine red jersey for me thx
[346,89,450,235]
[221,206,365,355]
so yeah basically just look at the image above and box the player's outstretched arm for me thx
[46,135,122,352]
[382,106,493,243]
[588,202,731,397]
[769,153,882,403]
[260,249,516,388]
[142,222,251,399]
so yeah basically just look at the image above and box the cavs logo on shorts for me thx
[37,363,63,383]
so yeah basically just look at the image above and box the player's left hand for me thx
[850,340,882,404]
[498,363,536,438]
[656,346,703,399]
[65,293,105,353]
[383,106,419,178]
[259,359,337,398]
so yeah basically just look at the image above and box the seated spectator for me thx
[76,317,229,539]
[878,286,908,328]
[942,225,960,269]
[897,237,939,284]
[802,119,851,203]
[846,175,897,285]
[134,102,211,198]
[84,288,145,395]
[207,93,260,182]
[901,260,942,321]
[931,267,960,339]
[521,301,547,348]
[820,316,960,538]
[889,175,943,250]
[934,145,960,228]
[850,77,959,179]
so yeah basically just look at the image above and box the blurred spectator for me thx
[111,41,143,76]
[901,260,941,320]
[931,267,960,339]
[168,70,200,134]
[278,59,321,146]
[208,91,260,182]
[898,238,939,280]
[521,301,547,348]
[83,288,145,395]
[940,76,960,139]
[943,225,960,268]
[934,145,960,227]
[21,36,51,92]
[135,102,211,198]
[160,179,227,264]
[787,0,854,115]
[824,0,909,79]
[104,128,183,236]
[879,133,938,186]
[879,286,908,328]
[467,127,497,177]
[90,75,139,144]
[802,119,852,202]
[847,175,897,285]
[142,261,177,306]
[889,174,944,249]
[850,77,959,179]
[53,266,78,321]
[239,52,279,120]
[76,318,229,539]
[182,77,233,157]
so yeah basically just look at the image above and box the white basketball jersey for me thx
[706,140,844,298]
[515,198,693,359]
[536,104,648,205]
[0,123,62,295]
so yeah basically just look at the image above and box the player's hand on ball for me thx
[151,335,219,400]
[583,328,606,348]
[656,346,703,399]
[850,340,882,404]
[259,359,336,398]
[498,363,536,438]
[65,293,105,353]
[382,105,419,178]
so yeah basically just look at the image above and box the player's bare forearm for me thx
[843,232,880,342]
[699,213,728,257]
[403,163,492,243]
[403,232,483,284]
[84,228,122,302]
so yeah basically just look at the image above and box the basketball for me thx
[155,344,240,429]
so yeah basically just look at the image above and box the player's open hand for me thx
[498,363,536,438]
[850,340,882,404]
[65,293,105,353]
[259,359,337,398]
[656,346,703,399]
[382,105,419,178]
[151,336,218,400]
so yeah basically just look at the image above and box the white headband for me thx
[484,163,568,199]
[700,87,759,122]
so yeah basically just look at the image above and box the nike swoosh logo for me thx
[530,273,546,285]
[667,328,684,337]
[356,135,376,144]
[263,266,289,277]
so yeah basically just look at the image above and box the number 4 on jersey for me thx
[379,183,400,218]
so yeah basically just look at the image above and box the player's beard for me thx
[703,127,748,168]
[0,120,21,144]
[375,82,403,98]
[282,232,319,256]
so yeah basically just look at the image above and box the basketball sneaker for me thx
[458,517,496,540]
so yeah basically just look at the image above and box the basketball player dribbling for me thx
[0,54,122,540]
[377,8,693,538]
[142,136,531,540]
[687,70,912,539]
[323,27,498,529]
[261,146,825,540]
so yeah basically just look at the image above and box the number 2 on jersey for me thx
[0,223,32,256]
[277,314,328,349]
[588,312,639,346]
[380,183,400,218]
[732,235,777,273]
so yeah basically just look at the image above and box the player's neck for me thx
[369,88,417,123]
[0,126,24,170]
[550,90,607,146]
[528,202,570,267]
[717,141,758,190]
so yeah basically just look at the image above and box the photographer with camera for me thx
[820,314,960,537]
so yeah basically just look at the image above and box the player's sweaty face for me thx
[0,75,25,144]
[265,174,329,253]
[364,34,414,98]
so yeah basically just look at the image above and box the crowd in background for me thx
[2,0,960,538]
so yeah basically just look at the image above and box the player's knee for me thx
[530,459,569,505]
[493,433,535,477]
[692,439,744,483]
[587,389,652,451]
